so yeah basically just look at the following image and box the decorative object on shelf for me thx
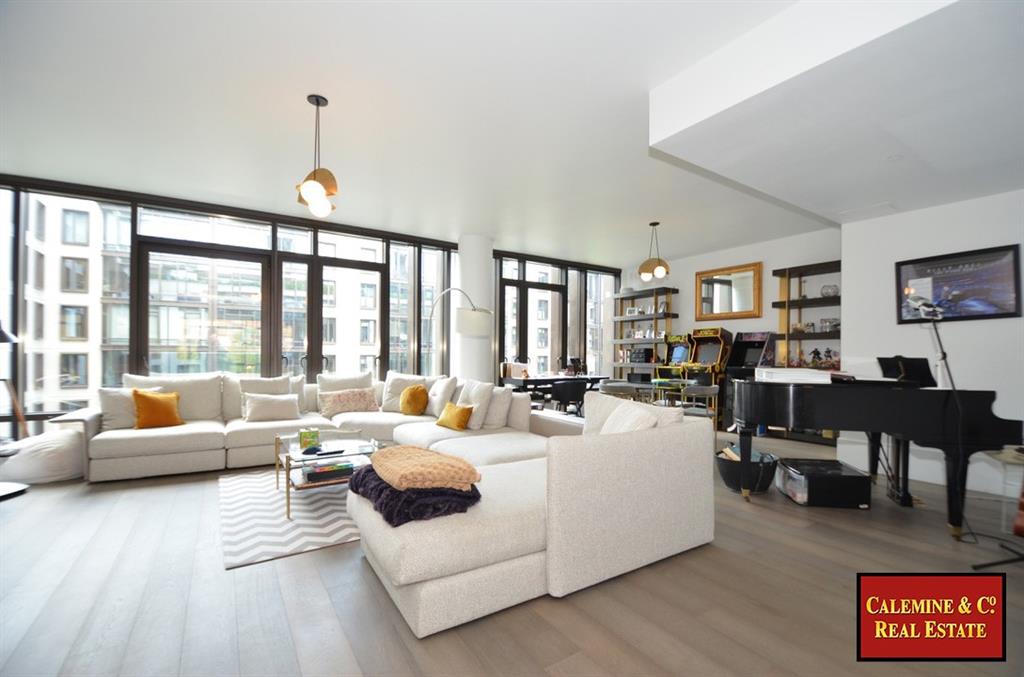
[625,306,640,316]
[791,321,816,334]
[295,94,338,218]
[819,317,840,332]
[637,221,670,281]
[427,287,493,337]
[657,301,668,313]
[896,244,1021,324]
[657,330,666,339]
[633,329,645,339]
[694,262,763,321]
[820,284,840,297]
[809,348,822,365]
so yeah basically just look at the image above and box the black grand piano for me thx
[733,379,1023,537]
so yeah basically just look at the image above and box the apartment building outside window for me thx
[323,317,336,343]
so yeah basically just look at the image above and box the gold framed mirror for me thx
[695,262,762,321]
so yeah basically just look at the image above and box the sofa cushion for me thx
[399,384,429,415]
[426,376,457,417]
[90,420,226,460]
[318,371,373,393]
[600,402,658,434]
[431,430,548,465]
[507,392,531,431]
[347,457,547,585]
[582,391,682,434]
[392,420,488,448]
[483,386,514,429]
[244,393,302,422]
[382,371,426,413]
[239,375,291,417]
[456,380,493,430]
[123,373,223,421]
[225,412,332,449]
[331,411,435,442]
[133,390,185,429]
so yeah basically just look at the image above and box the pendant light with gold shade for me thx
[638,221,669,282]
[296,94,337,218]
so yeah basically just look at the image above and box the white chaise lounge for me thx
[347,391,715,637]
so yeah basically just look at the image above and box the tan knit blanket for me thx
[371,445,481,492]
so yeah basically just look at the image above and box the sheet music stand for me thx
[877,356,937,388]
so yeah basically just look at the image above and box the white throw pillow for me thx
[600,402,659,435]
[483,386,514,429]
[381,371,426,413]
[456,380,494,430]
[123,373,222,421]
[239,375,291,417]
[507,392,531,431]
[289,375,308,412]
[97,386,162,431]
[317,371,373,393]
[426,376,457,418]
[244,393,301,422]
[0,429,83,483]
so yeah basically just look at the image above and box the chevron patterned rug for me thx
[218,469,360,569]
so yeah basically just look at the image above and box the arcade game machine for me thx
[653,329,733,427]
[652,335,690,405]
[721,331,776,429]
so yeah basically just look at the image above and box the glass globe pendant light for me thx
[638,221,669,282]
[296,94,337,217]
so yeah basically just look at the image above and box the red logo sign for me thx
[858,574,1005,661]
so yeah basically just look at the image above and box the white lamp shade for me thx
[455,307,492,337]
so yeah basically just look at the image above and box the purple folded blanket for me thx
[349,465,481,527]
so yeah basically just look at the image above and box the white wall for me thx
[621,227,841,338]
[838,189,1024,496]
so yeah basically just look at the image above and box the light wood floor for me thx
[1,436,1021,677]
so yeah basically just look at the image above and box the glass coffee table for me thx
[275,430,382,519]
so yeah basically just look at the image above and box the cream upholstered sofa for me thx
[52,372,577,482]
[347,391,715,638]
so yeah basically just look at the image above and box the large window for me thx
[389,243,415,373]
[139,207,271,250]
[147,251,262,374]
[3,178,458,433]
[420,247,446,375]
[498,254,618,377]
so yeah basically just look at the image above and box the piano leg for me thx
[867,432,882,483]
[897,440,913,507]
[738,427,753,501]
[944,453,970,540]
[887,438,914,507]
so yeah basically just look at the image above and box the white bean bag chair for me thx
[0,429,84,483]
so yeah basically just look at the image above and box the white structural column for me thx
[454,233,494,382]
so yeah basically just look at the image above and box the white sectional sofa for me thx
[52,371,576,482]
[347,391,715,638]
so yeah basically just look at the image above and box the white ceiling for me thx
[0,0,839,270]
[654,0,1024,223]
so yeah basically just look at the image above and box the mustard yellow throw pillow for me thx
[436,402,473,430]
[133,389,185,429]
[400,384,429,415]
